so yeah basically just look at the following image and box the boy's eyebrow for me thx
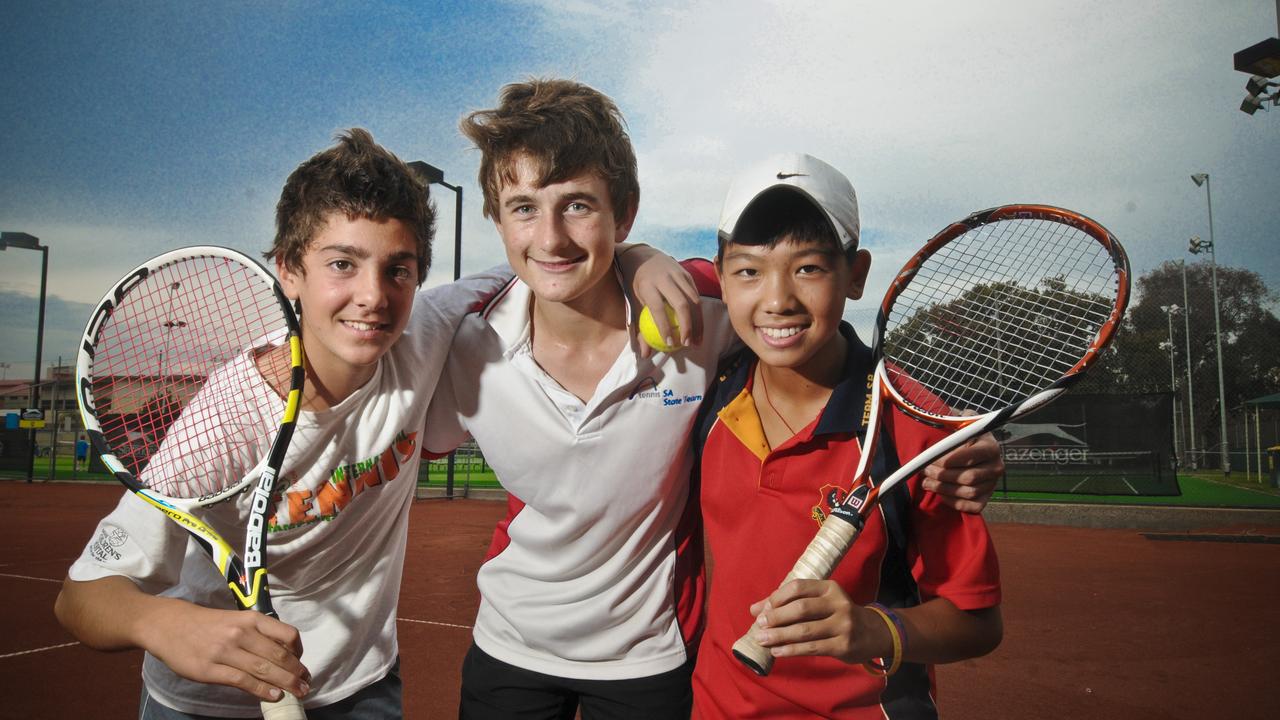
[314,242,371,257]
[314,243,418,263]
[721,243,837,262]
[501,193,536,210]
[501,189,604,210]
[720,247,762,263]
[560,190,602,205]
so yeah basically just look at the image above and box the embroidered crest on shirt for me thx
[811,484,848,526]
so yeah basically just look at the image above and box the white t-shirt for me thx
[425,272,736,681]
[68,272,507,716]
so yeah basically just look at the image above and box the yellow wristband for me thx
[862,604,903,677]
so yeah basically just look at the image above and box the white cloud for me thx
[512,0,1279,304]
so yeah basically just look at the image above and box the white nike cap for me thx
[717,152,860,250]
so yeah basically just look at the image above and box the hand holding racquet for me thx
[76,247,309,719]
[733,204,1130,676]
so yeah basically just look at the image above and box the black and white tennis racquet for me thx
[732,204,1130,676]
[76,246,308,719]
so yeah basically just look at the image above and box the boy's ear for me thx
[613,193,640,244]
[845,249,872,301]
[277,258,301,301]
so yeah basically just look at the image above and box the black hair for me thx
[716,187,844,262]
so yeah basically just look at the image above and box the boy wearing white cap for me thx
[691,154,1003,718]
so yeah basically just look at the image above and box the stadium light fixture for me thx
[0,231,49,483]
[1232,4,1280,112]
[407,161,462,282]
[1187,172,1229,476]
[1239,76,1280,115]
[1233,36,1280,78]
[1247,74,1276,94]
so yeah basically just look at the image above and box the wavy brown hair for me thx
[267,128,435,284]
[460,78,639,222]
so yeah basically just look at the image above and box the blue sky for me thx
[2,0,1277,380]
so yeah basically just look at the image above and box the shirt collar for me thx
[811,322,875,437]
[482,260,635,358]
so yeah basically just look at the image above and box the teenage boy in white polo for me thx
[425,78,733,718]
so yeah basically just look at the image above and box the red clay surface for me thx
[1,482,1276,719]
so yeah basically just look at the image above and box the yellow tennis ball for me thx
[638,304,683,353]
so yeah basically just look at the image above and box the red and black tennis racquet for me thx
[76,246,308,719]
[732,204,1130,676]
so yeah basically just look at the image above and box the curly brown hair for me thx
[266,128,435,284]
[460,78,639,222]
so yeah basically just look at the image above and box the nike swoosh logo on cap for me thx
[776,172,808,179]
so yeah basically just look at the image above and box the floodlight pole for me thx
[408,161,464,497]
[1190,173,1229,476]
[0,232,49,483]
[1161,306,1181,466]
[1180,260,1197,469]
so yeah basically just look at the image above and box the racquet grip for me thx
[731,513,861,676]
[261,692,307,720]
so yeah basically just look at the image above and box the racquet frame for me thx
[76,246,307,718]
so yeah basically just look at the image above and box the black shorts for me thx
[458,643,693,720]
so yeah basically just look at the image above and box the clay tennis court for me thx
[1,482,1275,719]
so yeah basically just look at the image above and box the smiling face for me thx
[277,213,419,400]
[719,237,870,377]
[492,153,636,310]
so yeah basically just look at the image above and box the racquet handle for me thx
[261,692,307,720]
[732,513,861,676]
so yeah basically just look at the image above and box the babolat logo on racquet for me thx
[731,204,1130,677]
[244,467,278,567]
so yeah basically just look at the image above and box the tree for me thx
[1078,260,1280,458]
[884,277,1116,414]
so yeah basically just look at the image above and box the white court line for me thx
[1069,475,1092,494]
[0,642,79,659]
[0,573,61,584]
[397,617,472,630]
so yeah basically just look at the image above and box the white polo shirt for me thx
[425,271,736,680]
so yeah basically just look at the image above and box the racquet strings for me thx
[89,255,292,499]
[884,217,1120,417]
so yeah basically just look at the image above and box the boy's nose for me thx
[354,270,390,308]
[534,215,571,253]
[762,276,798,312]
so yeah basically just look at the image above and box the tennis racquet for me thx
[732,204,1130,676]
[76,246,308,719]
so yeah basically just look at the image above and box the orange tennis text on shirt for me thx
[269,429,418,529]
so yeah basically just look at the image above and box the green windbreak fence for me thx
[998,392,1180,496]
